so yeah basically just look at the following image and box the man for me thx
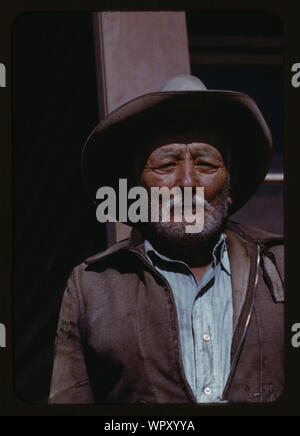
[49,75,284,404]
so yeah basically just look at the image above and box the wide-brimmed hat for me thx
[81,74,273,214]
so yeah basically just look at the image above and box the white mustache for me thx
[167,195,208,211]
[158,194,205,224]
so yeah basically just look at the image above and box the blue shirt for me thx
[145,234,233,403]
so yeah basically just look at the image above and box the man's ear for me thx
[227,195,233,207]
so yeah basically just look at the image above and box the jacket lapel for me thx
[225,228,252,334]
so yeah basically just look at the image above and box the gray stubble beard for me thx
[142,179,231,247]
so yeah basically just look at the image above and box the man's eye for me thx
[157,163,175,169]
[195,162,217,168]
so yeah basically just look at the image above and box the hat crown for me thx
[160,74,208,92]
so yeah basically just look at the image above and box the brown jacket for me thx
[49,221,284,404]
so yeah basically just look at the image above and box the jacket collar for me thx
[84,227,143,264]
[225,225,254,331]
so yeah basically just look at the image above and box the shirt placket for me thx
[193,272,218,402]
[144,234,231,404]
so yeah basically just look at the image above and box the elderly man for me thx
[49,75,284,404]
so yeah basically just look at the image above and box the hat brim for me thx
[82,90,273,215]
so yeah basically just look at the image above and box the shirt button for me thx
[203,387,212,396]
[203,334,211,342]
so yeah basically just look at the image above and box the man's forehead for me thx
[149,142,222,159]
[141,124,228,157]
[153,141,218,155]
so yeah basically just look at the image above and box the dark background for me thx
[12,11,284,403]
[12,12,106,403]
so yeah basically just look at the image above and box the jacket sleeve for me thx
[49,269,94,404]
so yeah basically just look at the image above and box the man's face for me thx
[137,126,232,245]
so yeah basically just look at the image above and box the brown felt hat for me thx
[81,75,273,214]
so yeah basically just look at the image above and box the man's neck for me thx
[144,231,221,269]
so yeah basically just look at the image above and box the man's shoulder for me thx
[68,237,135,294]
[226,221,284,288]
[83,237,132,266]
[226,221,284,277]
[226,220,284,247]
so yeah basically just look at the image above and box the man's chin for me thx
[142,221,223,246]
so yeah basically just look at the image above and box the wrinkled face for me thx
[137,126,232,244]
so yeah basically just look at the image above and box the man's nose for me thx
[176,161,198,188]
